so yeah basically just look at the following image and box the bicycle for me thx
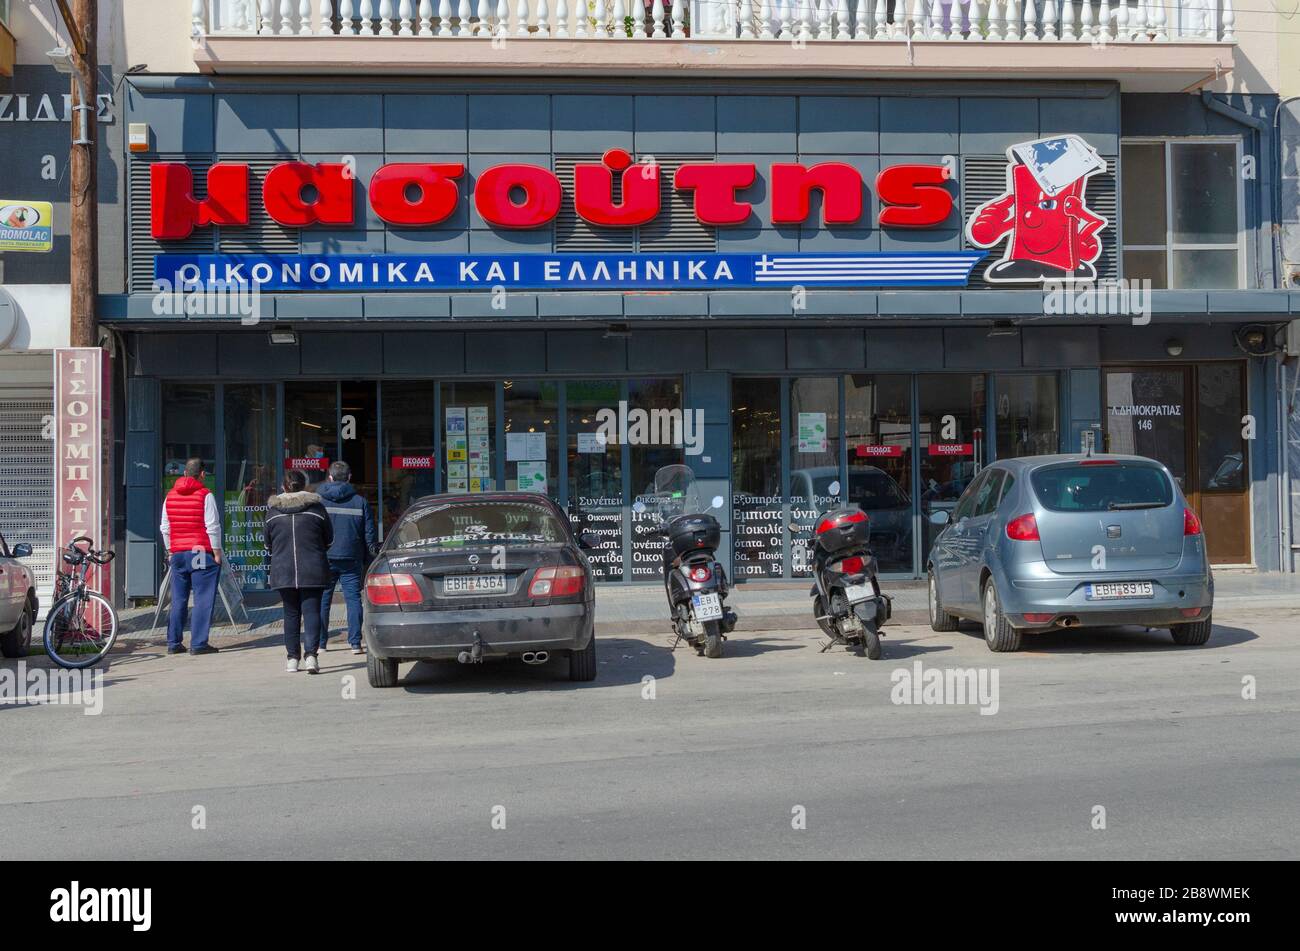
[43,537,118,669]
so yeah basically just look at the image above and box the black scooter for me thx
[795,483,891,659]
[637,465,738,658]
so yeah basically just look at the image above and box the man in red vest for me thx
[159,458,223,656]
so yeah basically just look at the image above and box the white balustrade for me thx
[194,0,1237,41]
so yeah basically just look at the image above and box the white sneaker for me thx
[304,654,319,675]
[286,657,299,673]
[351,646,364,656]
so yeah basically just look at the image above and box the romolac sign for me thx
[150,149,956,240]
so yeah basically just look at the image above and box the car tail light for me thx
[1183,507,1202,536]
[529,566,584,598]
[1023,613,1054,623]
[836,555,866,575]
[366,573,422,606]
[815,509,868,535]
[687,564,713,583]
[1005,513,1040,541]
[1180,607,1204,618]
[1080,460,1118,466]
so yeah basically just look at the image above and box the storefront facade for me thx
[103,76,1292,600]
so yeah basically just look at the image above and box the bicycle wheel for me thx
[44,591,118,669]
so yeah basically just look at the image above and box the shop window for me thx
[382,382,436,534]
[161,383,216,497]
[567,380,624,582]
[440,382,496,495]
[1104,368,1189,489]
[1197,365,1247,492]
[223,384,277,591]
[628,377,685,581]
[731,378,783,579]
[503,381,560,498]
[283,383,336,490]
[1121,140,1243,289]
[788,377,841,575]
[845,375,913,574]
[994,373,1060,459]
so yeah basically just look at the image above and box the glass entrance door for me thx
[918,374,987,564]
[1104,364,1250,565]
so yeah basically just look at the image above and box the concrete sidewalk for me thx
[116,570,1299,643]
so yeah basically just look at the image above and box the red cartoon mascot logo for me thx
[966,135,1108,284]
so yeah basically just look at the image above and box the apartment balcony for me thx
[191,1,1236,90]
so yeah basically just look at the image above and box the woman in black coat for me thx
[264,470,333,674]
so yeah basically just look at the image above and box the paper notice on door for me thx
[508,431,547,461]
[468,406,489,434]
[516,460,547,494]
[577,432,606,454]
[445,406,466,435]
[470,460,490,479]
[797,412,827,453]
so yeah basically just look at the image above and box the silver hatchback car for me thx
[926,454,1214,652]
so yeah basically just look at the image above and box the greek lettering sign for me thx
[156,251,986,291]
[54,348,110,598]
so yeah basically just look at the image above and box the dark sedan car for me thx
[362,492,597,687]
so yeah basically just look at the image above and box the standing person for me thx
[159,458,223,656]
[264,470,333,674]
[316,461,377,655]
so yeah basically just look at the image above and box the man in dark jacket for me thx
[316,461,377,654]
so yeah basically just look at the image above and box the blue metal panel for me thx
[959,97,1040,155]
[865,329,943,370]
[1041,93,1119,154]
[275,296,365,320]
[134,335,217,377]
[384,94,468,153]
[450,293,538,318]
[468,95,552,153]
[126,540,159,599]
[219,333,302,377]
[125,432,156,489]
[537,293,624,317]
[709,292,792,317]
[126,377,159,431]
[214,94,300,154]
[551,95,634,151]
[634,96,715,153]
[384,229,470,254]
[300,95,383,153]
[944,328,1022,369]
[126,89,214,153]
[364,296,452,319]
[1022,326,1101,367]
[624,293,710,317]
[797,97,879,154]
[717,96,797,154]
[880,97,959,155]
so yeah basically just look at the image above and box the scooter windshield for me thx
[651,464,700,524]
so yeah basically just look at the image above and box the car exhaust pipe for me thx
[522,651,549,665]
[1058,616,1081,628]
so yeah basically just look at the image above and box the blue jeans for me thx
[167,552,221,650]
[320,557,364,648]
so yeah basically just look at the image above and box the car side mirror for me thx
[578,532,601,550]
[11,543,32,558]
[929,510,950,526]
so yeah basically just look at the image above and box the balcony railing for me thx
[193,0,1235,43]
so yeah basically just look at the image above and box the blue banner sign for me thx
[155,252,986,292]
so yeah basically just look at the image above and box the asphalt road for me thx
[2,606,1298,860]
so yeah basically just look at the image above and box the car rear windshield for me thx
[1030,462,1173,512]
[390,501,568,550]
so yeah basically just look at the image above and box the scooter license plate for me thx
[844,583,874,604]
[692,593,724,621]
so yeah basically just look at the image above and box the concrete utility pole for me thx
[57,0,98,348]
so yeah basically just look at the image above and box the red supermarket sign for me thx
[855,445,905,458]
[285,457,329,471]
[928,443,973,457]
[150,152,955,240]
[390,455,435,469]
